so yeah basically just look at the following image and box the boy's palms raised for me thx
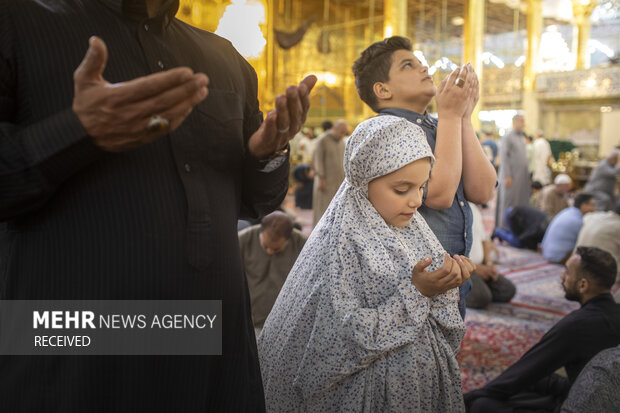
[435,65,473,119]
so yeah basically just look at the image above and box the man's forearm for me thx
[461,118,496,204]
[240,156,289,219]
[0,109,104,220]
[481,240,495,265]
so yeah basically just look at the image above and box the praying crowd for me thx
[1,1,619,412]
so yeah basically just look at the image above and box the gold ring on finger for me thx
[455,78,465,88]
[147,115,170,133]
[278,126,290,134]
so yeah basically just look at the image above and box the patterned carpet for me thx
[458,245,580,392]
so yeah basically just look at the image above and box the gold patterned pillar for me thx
[343,7,357,126]
[523,0,543,132]
[264,0,275,112]
[462,0,485,130]
[572,0,598,70]
[383,0,407,38]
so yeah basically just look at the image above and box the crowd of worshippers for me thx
[494,115,619,257]
[489,120,620,304]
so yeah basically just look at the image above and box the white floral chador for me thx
[258,115,466,412]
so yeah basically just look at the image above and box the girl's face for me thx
[368,158,431,227]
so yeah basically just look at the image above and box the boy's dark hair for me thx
[574,192,594,209]
[531,181,543,190]
[321,120,333,132]
[575,246,617,290]
[352,36,412,112]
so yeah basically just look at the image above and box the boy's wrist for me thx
[437,113,461,122]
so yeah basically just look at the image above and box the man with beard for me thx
[465,246,620,413]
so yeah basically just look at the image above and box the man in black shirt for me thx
[465,246,620,413]
[0,0,315,411]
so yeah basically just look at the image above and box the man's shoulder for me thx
[583,211,614,225]
[534,137,550,147]
[503,130,521,140]
[238,225,261,242]
[172,18,254,73]
[1,0,72,17]
[555,207,580,221]
[546,210,579,235]
[551,306,597,334]
[291,229,308,244]
[172,19,237,51]
[541,185,555,197]
[565,297,620,322]
[315,133,331,144]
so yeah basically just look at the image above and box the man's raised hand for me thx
[248,75,318,160]
[73,36,209,152]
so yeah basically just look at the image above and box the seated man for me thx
[481,131,498,168]
[466,202,516,309]
[493,205,548,250]
[537,174,571,219]
[465,247,620,413]
[292,163,314,210]
[238,211,307,333]
[542,193,596,264]
[529,181,543,208]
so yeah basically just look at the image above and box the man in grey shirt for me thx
[497,114,531,229]
[239,212,307,333]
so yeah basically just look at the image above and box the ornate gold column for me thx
[264,0,276,111]
[572,0,598,70]
[523,0,543,132]
[462,0,485,130]
[383,0,407,38]
[343,7,357,126]
[362,0,377,121]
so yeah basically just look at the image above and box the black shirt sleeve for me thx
[0,3,104,220]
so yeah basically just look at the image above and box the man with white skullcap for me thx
[538,174,572,219]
